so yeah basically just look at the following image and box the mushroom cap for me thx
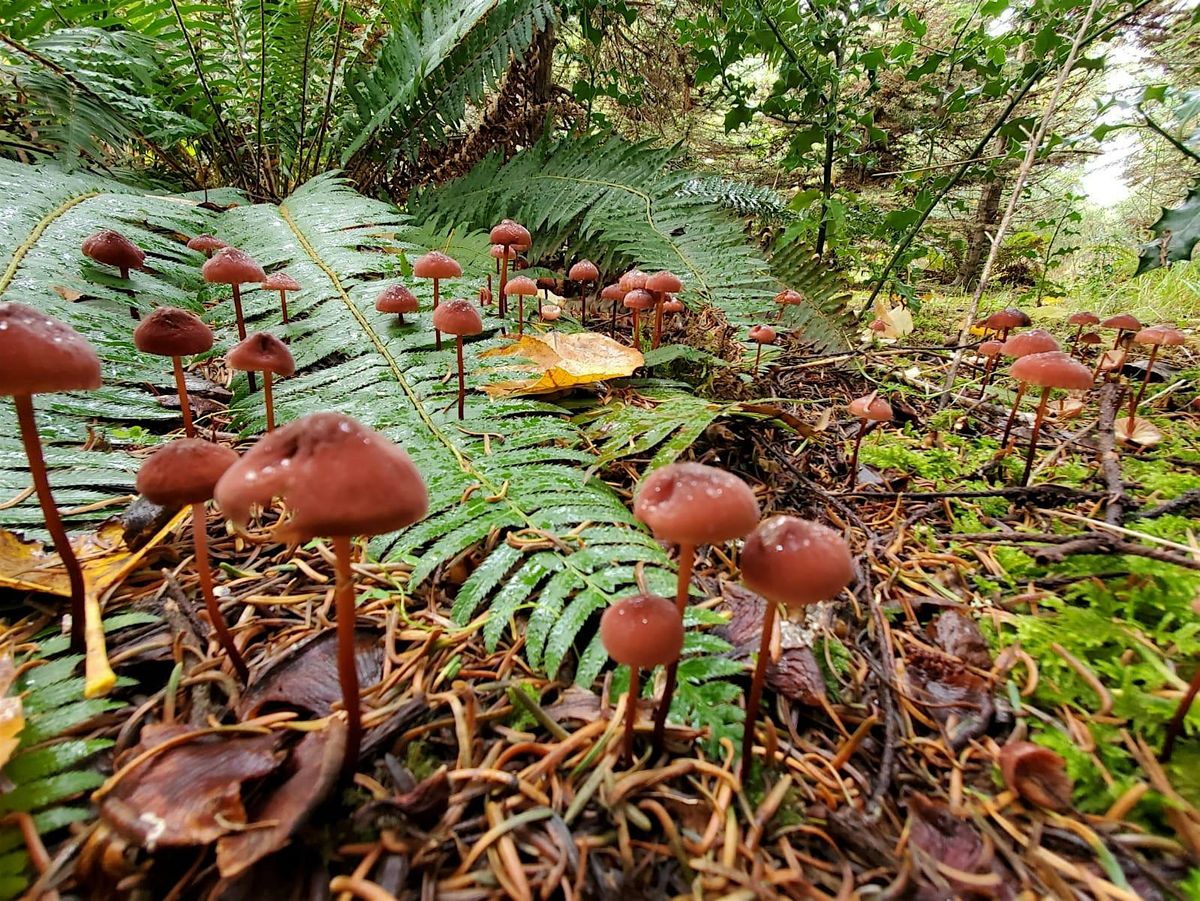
[489,219,531,249]
[645,271,683,294]
[1101,313,1141,331]
[432,298,483,336]
[0,302,102,396]
[1068,311,1099,326]
[662,297,684,314]
[848,393,893,421]
[262,272,301,292]
[1001,329,1060,358]
[600,283,626,301]
[600,593,684,668]
[412,251,462,280]
[1009,351,1094,390]
[1079,332,1102,345]
[375,284,419,315]
[868,318,888,332]
[82,229,145,272]
[540,304,562,322]
[998,741,1072,811]
[568,260,600,282]
[214,411,428,541]
[137,439,238,507]
[535,277,559,292]
[226,332,295,376]
[489,243,518,260]
[986,308,1030,330]
[203,247,266,285]
[134,307,214,358]
[1134,325,1185,346]
[623,289,654,311]
[979,340,1003,357]
[187,234,227,254]
[774,289,805,306]
[618,269,648,293]
[741,515,853,609]
[504,276,538,296]
[634,462,759,546]
[749,324,776,344]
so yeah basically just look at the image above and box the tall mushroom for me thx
[0,303,102,655]
[985,307,1030,340]
[1129,325,1184,420]
[568,259,600,327]
[633,463,759,752]
[262,272,300,324]
[998,329,1060,447]
[374,284,419,325]
[600,593,684,764]
[225,332,295,432]
[1102,313,1141,350]
[134,307,214,437]
[749,325,776,376]
[82,229,145,280]
[645,271,682,350]
[186,234,227,259]
[203,247,266,390]
[623,289,654,347]
[137,439,248,682]
[215,412,428,775]
[432,299,484,419]
[1067,312,1099,356]
[413,251,462,352]
[977,339,1003,393]
[846,392,893,486]
[739,516,852,782]
[601,283,626,335]
[1008,351,1094,485]
[489,220,531,319]
[504,276,538,339]
[489,245,517,313]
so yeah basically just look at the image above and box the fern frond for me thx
[677,175,794,223]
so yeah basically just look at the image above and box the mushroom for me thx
[998,330,1061,447]
[1067,312,1100,356]
[601,283,626,335]
[623,289,654,347]
[489,245,517,313]
[540,304,561,322]
[136,439,247,682]
[568,259,600,327]
[977,339,1003,393]
[618,269,648,293]
[1101,313,1141,349]
[203,247,266,390]
[480,275,493,308]
[600,593,684,764]
[262,272,300,324]
[489,220,531,320]
[215,412,428,775]
[1129,325,1184,420]
[504,275,538,339]
[662,297,684,316]
[432,299,483,419]
[645,271,682,350]
[82,229,145,280]
[374,285,419,325]
[773,289,805,323]
[998,741,1073,811]
[633,463,759,752]
[187,234,227,259]
[535,276,558,317]
[748,324,776,376]
[225,332,296,432]
[413,251,462,351]
[1008,351,1094,485]
[739,516,852,782]
[984,307,1030,340]
[133,307,214,437]
[1078,331,1102,355]
[846,392,893,486]
[0,303,102,656]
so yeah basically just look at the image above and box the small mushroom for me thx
[134,307,214,437]
[1129,325,1185,420]
[1078,331,1102,354]
[600,593,683,764]
[623,289,654,347]
[215,412,429,776]
[374,285,419,325]
[984,307,1030,340]
[1101,312,1141,349]
[0,303,102,658]
[662,297,684,316]
[739,516,852,782]
[480,275,493,308]
[489,220,531,319]
[186,234,227,259]
[413,251,462,351]
[225,333,296,432]
[489,245,517,312]
[1008,351,1094,485]
[998,741,1072,810]
[431,299,484,419]
[977,339,1003,393]
[601,283,626,335]
[83,229,145,280]
[137,439,247,682]
[618,269,648,293]
[262,272,300,324]
[748,324,776,376]
[999,330,1061,447]
[644,271,682,350]
[773,289,805,323]
[504,275,538,338]
[203,248,266,390]
[1067,312,1100,356]
[540,303,561,322]
[846,392,893,486]
[568,259,600,327]
[633,463,759,752]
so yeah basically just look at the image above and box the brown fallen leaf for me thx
[998,741,1073,811]
[0,654,24,771]
[52,285,85,302]
[361,768,452,831]
[719,584,828,705]
[479,331,643,397]
[931,610,991,670]
[905,646,993,749]
[907,792,1015,899]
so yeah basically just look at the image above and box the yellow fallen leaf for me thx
[479,332,643,397]
[0,654,24,768]
[53,285,85,302]
[871,301,914,339]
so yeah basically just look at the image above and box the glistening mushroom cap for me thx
[137,439,238,507]
[412,251,462,280]
[82,230,145,273]
[187,234,227,254]
[134,307,214,358]
[749,325,776,344]
[568,260,600,282]
[489,220,531,249]
[741,515,853,610]
[1068,311,1099,326]
[214,411,428,542]
[505,276,538,296]
[600,593,684,669]
[848,394,893,422]
[226,332,295,376]
[489,244,518,261]
[662,298,684,314]
[979,340,1003,357]
[600,283,626,301]
[1001,329,1059,358]
[202,247,266,285]
[262,272,301,292]
[634,462,759,546]
[1101,313,1141,331]
[645,271,683,294]
[1079,332,1102,346]
[1009,351,1094,390]
[986,308,1030,331]
[375,285,419,315]
[431,298,483,336]
[1134,325,1185,346]
[623,289,654,311]
[774,289,805,306]
[618,270,648,293]
[0,302,101,396]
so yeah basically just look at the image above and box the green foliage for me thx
[1138,185,1200,275]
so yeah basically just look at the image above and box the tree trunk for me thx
[957,135,1009,288]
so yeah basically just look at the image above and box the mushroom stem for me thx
[397,312,405,325]
[278,289,289,324]
[740,598,779,784]
[518,294,526,339]
[14,394,86,653]
[622,666,640,765]
[847,418,867,487]
[230,284,256,392]
[650,542,694,754]
[264,370,275,432]
[1000,382,1027,447]
[1113,329,1126,350]
[1069,324,1083,357]
[1020,387,1051,486]
[1131,345,1159,418]
[191,503,249,683]
[631,310,640,348]
[652,297,664,350]
[753,343,762,376]
[455,337,466,420]
[433,279,443,351]
[1161,665,1200,763]
[486,274,493,306]
[332,534,363,778]
[980,356,997,395]
[171,356,195,437]
[499,251,510,318]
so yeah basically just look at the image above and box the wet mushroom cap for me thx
[187,234,227,254]
[623,289,654,311]
[749,325,776,344]
[412,251,462,280]
[226,332,295,376]
[774,290,805,306]
[600,283,626,302]
[979,340,1003,357]
[568,260,600,282]
[1009,351,1094,390]
[82,230,145,272]
[645,271,683,294]
[1134,325,1185,346]
[215,411,428,542]
[986,308,1030,331]
[1101,313,1141,331]
[662,298,684,314]
[202,247,266,285]
[1001,329,1060,358]
[1068,311,1099,326]
[741,515,854,609]
[137,438,238,507]
[489,220,531,249]
[618,270,648,293]
[849,394,893,422]
[431,298,483,336]
[375,285,419,315]
[134,307,214,358]
[634,462,759,546]
[1079,332,1102,345]
[489,244,518,261]
[600,593,684,669]
[0,302,102,396]
[504,276,538,296]
[262,272,301,292]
